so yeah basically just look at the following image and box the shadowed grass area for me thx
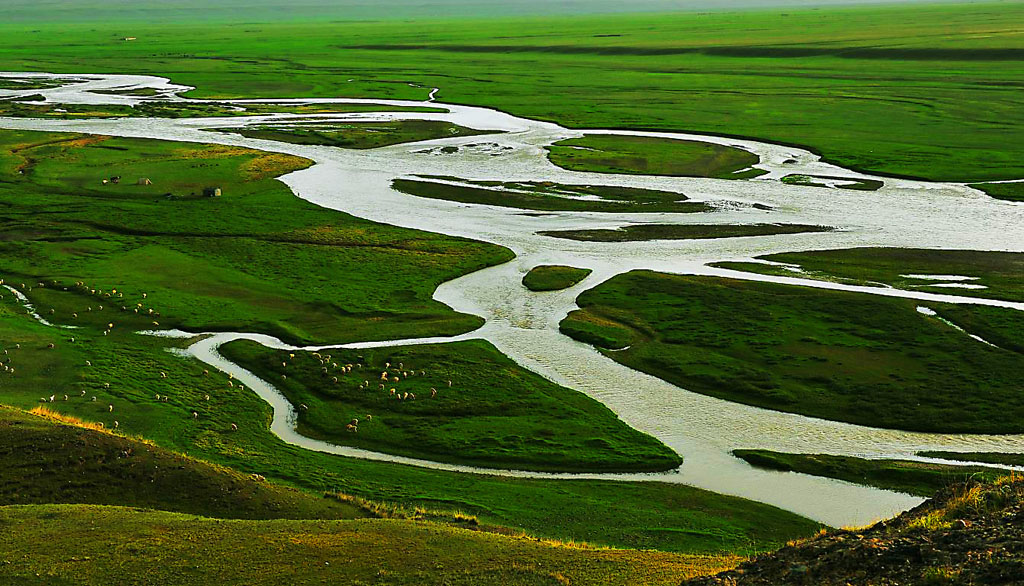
[0,504,741,586]
[219,339,681,473]
[0,129,513,345]
[547,135,764,179]
[0,405,366,520]
[918,452,1024,467]
[780,174,883,191]
[970,181,1024,203]
[734,450,1008,497]
[222,119,497,149]
[523,265,593,291]
[712,248,1024,303]
[539,223,831,242]
[393,177,712,213]
[559,271,1024,433]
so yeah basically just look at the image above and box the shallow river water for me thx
[3,72,1024,527]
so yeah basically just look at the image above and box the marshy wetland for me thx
[1,5,1024,575]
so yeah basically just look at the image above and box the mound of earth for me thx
[686,477,1024,585]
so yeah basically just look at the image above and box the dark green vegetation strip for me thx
[734,450,1007,498]
[0,299,818,554]
[918,452,1024,467]
[223,120,496,150]
[781,174,883,191]
[220,339,680,473]
[0,130,513,345]
[540,224,831,243]
[393,177,712,213]
[547,135,763,179]
[0,98,445,119]
[0,406,365,520]
[0,3,1021,181]
[560,271,1024,433]
[970,181,1024,203]
[712,248,1024,303]
[0,505,740,586]
[523,265,593,292]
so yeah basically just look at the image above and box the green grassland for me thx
[0,505,741,586]
[2,3,1020,181]
[918,452,1024,467]
[219,339,681,473]
[559,271,1024,433]
[0,406,365,520]
[547,136,765,179]
[539,223,831,242]
[780,174,884,191]
[394,177,713,213]
[0,128,818,554]
[712,248,1024,302]
[0,296,818,554]
[970,181,1024,202]
[223,120,497,150]
[734,450,1008,497]
[0,129,514,345]
[523,265,593,291]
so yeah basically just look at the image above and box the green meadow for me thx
[0,128,818,554]
[546,136,764,179]
[219,339,681,473]
[523,265,594,291]
[0,129,512,345]
[734,450,1008,497]
[223,120,497,150]
[0,504,742,586]
[1,3,1021,182]
[713,248,1024,302]
[395,177,712,213]
[539,223,831,242]
[560,271,1024,433]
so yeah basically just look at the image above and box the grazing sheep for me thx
[49,395,55,402]
[192,411,199,419]
[228,381,234,388]
[389,388,396,396]
[365,414,372,421]
[104,383,110,389]
[331,376,338,383]
[113,421,119,429]
[402,392,409,400]
[81,390,86,396]
[409,393,416,400]
[85,361,91,367]
[203,369,209,376]
[230,423,238,431]
[91,396,97,402]
[281,374,287,380]
[431,388,437,398]
[349,418,359,426]
[447,380,452,387]
[160,372,167,378]
[345,424,357,432]
[155,394,161,400]
[63,395,68,401]
[204,394,210,401]
[162,396,169,402]
[47,343,55,349]
[299,404,308,410]
[108,404,114,412]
